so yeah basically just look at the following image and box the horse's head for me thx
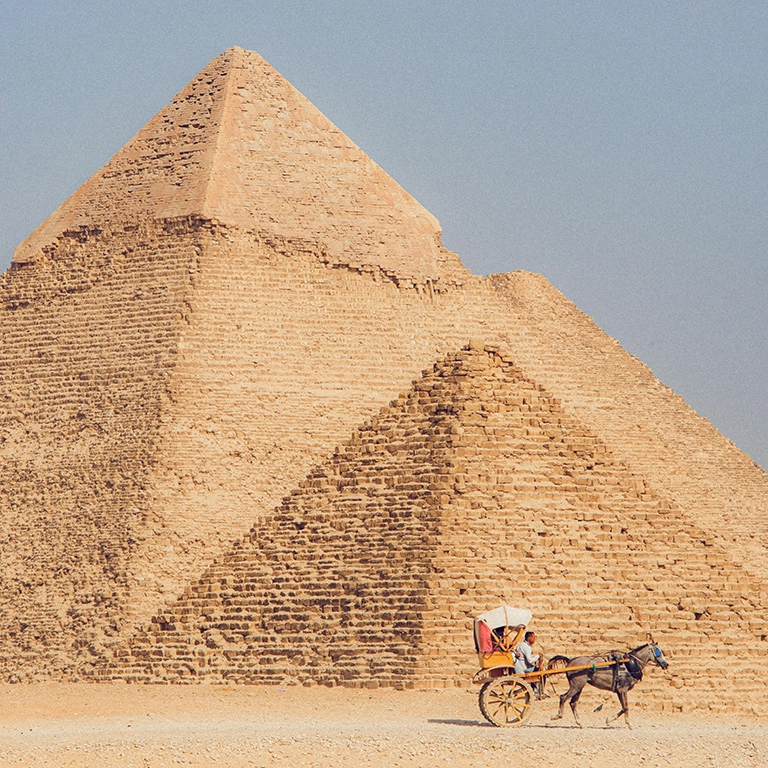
[648,641,669,670]
[631,639,670,671]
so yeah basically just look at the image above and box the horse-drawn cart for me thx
[473,606,669,727]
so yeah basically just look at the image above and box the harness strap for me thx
[609,650,623,692]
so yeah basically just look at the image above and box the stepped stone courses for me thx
[109,347,767,715]
[1,48,766,712]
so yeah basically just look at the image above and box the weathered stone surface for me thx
[1,48,766,711]
[107,346,768,714]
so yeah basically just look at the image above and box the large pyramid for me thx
[1,48,766,709]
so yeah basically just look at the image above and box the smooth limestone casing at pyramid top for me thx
[1,48,766,712]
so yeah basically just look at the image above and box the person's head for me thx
[525,631,536,644]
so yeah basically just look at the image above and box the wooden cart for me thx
[473,606,629,726]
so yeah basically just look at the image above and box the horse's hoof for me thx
[551,714,562,721]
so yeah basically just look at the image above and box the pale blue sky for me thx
[2,1,766,468]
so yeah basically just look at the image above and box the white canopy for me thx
[475,605,532,629]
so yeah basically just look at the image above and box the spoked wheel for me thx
[545,655,571,696]
[479,676,535,726]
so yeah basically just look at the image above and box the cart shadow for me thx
[427,719,494,728]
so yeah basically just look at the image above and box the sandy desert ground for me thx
[0,682,765,767]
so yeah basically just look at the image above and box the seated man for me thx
[514,631,542,674]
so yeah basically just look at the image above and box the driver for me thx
[514,631,542,674]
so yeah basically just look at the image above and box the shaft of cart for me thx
[522,657,627,682]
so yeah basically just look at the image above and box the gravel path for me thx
[0,684,765,767]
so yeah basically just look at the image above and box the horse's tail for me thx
[546,654,571,670]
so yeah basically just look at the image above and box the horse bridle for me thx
[637,642,665,667]
[629,642,663,667]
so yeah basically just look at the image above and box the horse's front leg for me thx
[621,690,632,729]
[606,690,630,729]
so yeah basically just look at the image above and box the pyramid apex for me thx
[16,48,445,280]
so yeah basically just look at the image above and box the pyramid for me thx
[1,48,767,699]
[109,346,768,715]
[15,47,442,281]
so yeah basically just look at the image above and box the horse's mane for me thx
[630,642,650,655]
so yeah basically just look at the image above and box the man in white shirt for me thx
[514,631,541,674]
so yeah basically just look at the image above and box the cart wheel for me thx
[479,676,535,726]
[545,655,571,696]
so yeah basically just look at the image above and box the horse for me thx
[551,641,669,729]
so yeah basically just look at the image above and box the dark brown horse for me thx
[552,641,669,729]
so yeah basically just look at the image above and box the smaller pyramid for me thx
[16,48,443,281]
[108,345,767,715]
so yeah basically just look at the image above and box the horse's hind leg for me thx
[553,675,586,727]
[569,687,584,728]
[552,688,570,721]
[553,679,576,722]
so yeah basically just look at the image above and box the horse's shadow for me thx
[427,718,617,730]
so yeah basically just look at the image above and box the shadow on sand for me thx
[428,718,617,730]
